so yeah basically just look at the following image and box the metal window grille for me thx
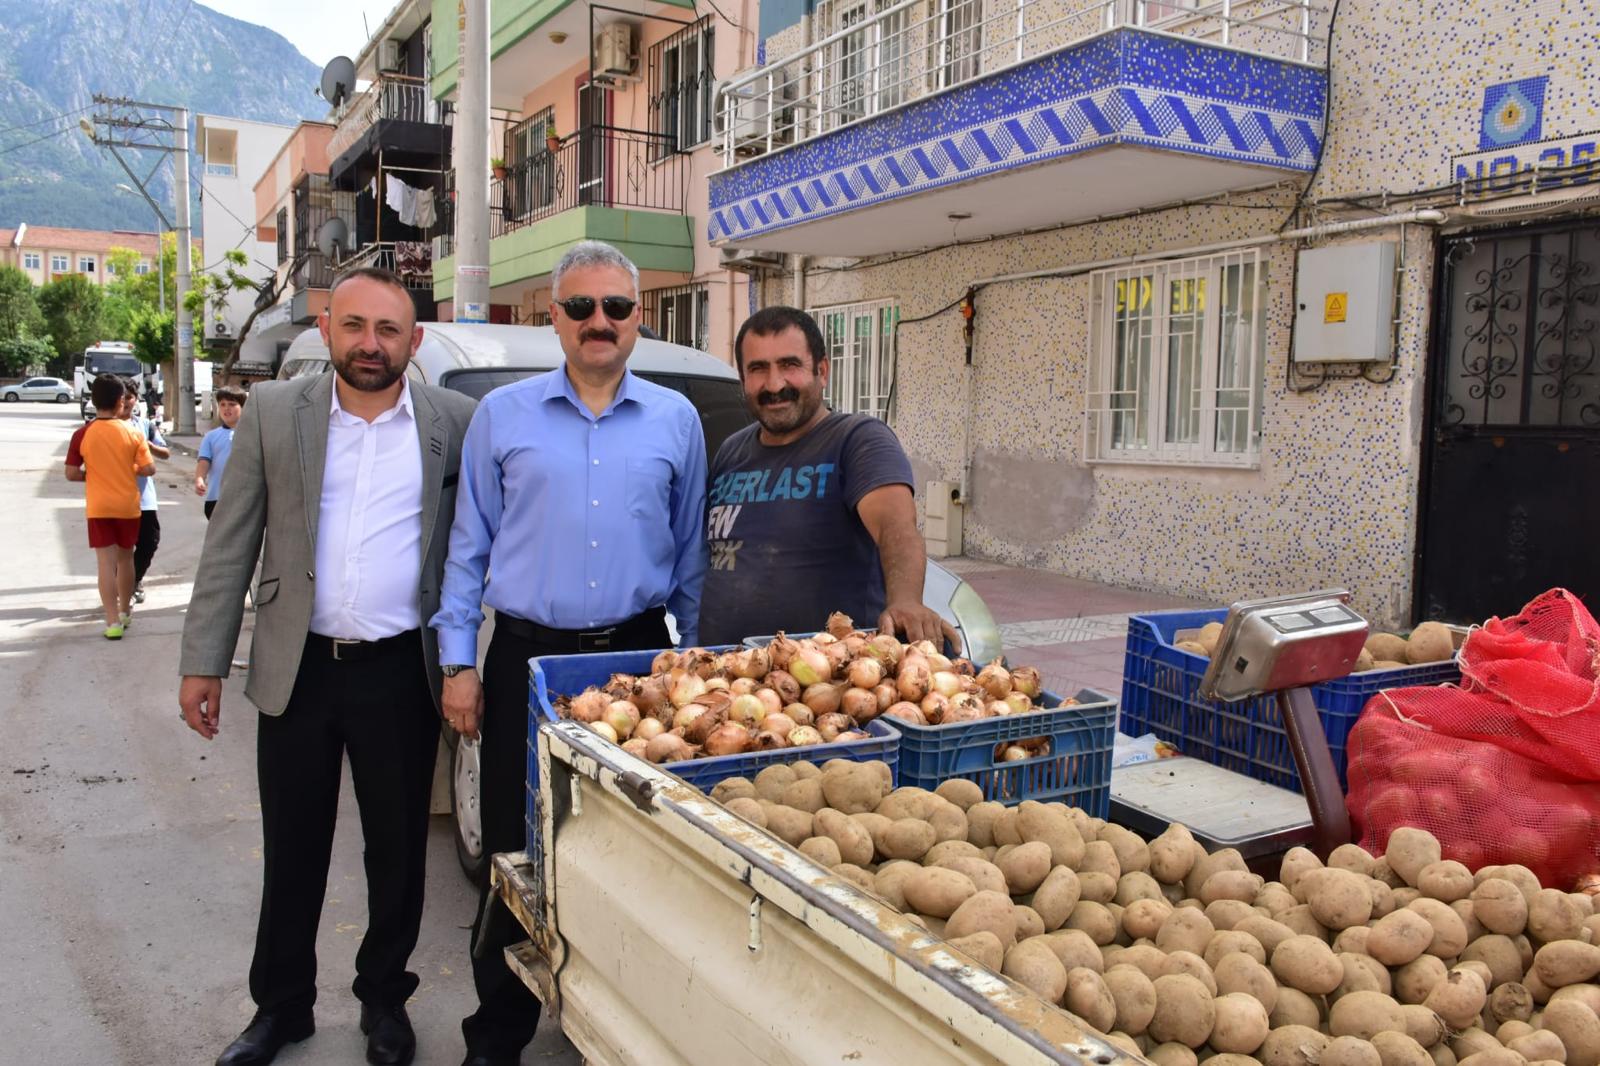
[275,208,289,264]
[643,283,710,350]
[808,299,898,420]
[504,107,557,219]
[648,17,716,155]
[1085,248,1266,467]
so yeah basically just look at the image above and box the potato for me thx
[1490,983,1535,1025]
[1273,934,1344,995]
[1464,934,1526,989]
[1206,930,1269,969]
[1370,879,1399,921]
[1367,633,1409,662]
[1338,952,1394,998]
[923,839,983,866]
[1551,986,1600,1017]
[780,777,826,813]
[1123,898,1174,940]
[820,761,887,814]
[1150,824,1199,884]
[947,930,1005,972]
[1408,898,1470,958]
[1216,952,1279,1013]
[1211,992,1271,1054]
[1387,828,1444,887]
[753,764,798,802]
[879,818,936,861]
[1150,1043,1200,1066]
[815,808,874,867]
[1369,909,1437,967]
[1206,899,1258,932]
[1402,1003,1449,1047]
[1324,1037,1386,1066]
[1419,861,1475,904]
[1116,871,1167,909]
[1456,959,1494,990]
[991,807,1023,847]
[1423,968,1487,1030]
[1188,848,1249,901]
[935,779,984,810]
[1533,891,1590,945]
[1236,915,1297,956]
[1280,904,1332,940]
[1149,973,1217,1048]
[1269,985,1326,1030]
[1448,1029,1501,1061]
[1065,967,1119,1033]
[902,865,977,918]
[1082,840,1123,880]
[1015,905,1046,942]
[1330,989,1407,1040]
[832,863,875,891]
[1337,926,1376,956]
[789,760,821,780]
[1373,1031,1436,1066]
[1204,870,1268,906]
[1164,951,1218,995]
[1541,1000,1600,1066]
[763,804,814,846]
[1042,928,1106,974]
[724,796,767,827]
[1158,907,1217,957]
[1208,1055,1266,1066]
[851,811,893,855]
[712,776,758,803]
[1080,871,1120,905]
[1498,1022,1538,1045]
[1507,1031,1568,1064]
[1067,901,1120,946]
[1455,1052,1529,1066]
[946,890,1018,948]
[937,856,1008,897]
[1374,859,1407,890]
[1100,824,1152,875]
[1114,943,1169,980]
[873,861,920,910]
[965,801,1005,848]
[1030,866,1084,932]
[1305,868,1376,930]
[1536,943,1600,989]
[927,800,970,845]
[1104,964,1158,1035]
[1282,847,1326,896]
[798,835,843,867]
[1453,900,1485,944]
[1261,1026,1332,1066]
[1003,937,1069,1002]
[1395,955,1448,1004]
[994,840,1051,895]
[1406,622,1456,664]
[1331,844,1379,877]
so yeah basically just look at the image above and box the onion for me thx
[673,704,708,732]
[645,733,694,763]
[669,672,707,708]
[622,737,649,758]
[1004,691,1033,715]
[930,670,962,698]
[728,677,757,696]
[947,693,986,721]
[732,645,771,679]
[704,676,730,692]
[872,682,897,712]
[951,658,976,676]
[684,706,727,745]
[783,702,814,726]
[841,687,880,722]
[788,726,823,746]
[815,712,852,741]
[589,721,619,743]
[910,639,938,656]
[682,648,719,679]
[756,712,793,739]
[836,729,869,741]
[629,675,668,715]
[926,652,953,673]
[821,640,851,674]
[634,717,665,742]
[753,687,781,719]
[569,689,610,723]
[603,672,636,698]
[826,611,854,638]
[801,682,842,717]
[752,731,789,750]
[896,659,931,702]
[788,644,832,686]
[728,693,766,727]
[1010,666,1042,699]
[843,635,867,658]
[848,657,884,689]
[884,701,927,726]
[1000,745,1030,762]
[765,669,800,704]
[865,633,903,668]
[651,650,678,674]
[812,631,838,645]
[703,722,752,756]
[986,699,1012,718]
[977,659,1013,698]
[769,632,799,670]
[920,692,950,724]
[605,701,640,739]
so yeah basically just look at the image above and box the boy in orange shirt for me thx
[70,375,156,639]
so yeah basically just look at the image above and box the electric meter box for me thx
[1292,241,1397,363]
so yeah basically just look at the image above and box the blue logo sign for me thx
[1479,77,1548,150]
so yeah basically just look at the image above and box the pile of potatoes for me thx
[713,762,1600,1066]
[1174,621,1457,672]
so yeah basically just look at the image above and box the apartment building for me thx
[1,225,162,286]
[249,120,345,364]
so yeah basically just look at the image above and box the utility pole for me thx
[85,94,197,433]
[453,0,490,323]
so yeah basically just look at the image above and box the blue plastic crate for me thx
[523,648,900,857]
[1120,609,1462,792]
[891,689,1117,817]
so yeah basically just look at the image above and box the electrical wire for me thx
[694,0,743,31]
[883,287,982,424]
[0,124,78,158]
[0,103,95,138]
[1279,0,1342,233]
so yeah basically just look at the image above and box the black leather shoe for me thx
[360,1002,417,1065]
[459,1055,519,1066]
[215,1012,315,1066]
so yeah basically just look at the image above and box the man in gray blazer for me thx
[180,267,476,1066]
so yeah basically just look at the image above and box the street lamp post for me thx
[115,183,165,312]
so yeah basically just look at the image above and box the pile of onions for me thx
[553,612,1063,766]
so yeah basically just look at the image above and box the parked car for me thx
[277,322,1002,882]
[3,377,73,403]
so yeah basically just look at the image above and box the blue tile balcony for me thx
[708,1,1329,256]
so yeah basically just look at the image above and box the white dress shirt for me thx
[310,378,425,640]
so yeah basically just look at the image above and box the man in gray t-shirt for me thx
[699,306,956,648]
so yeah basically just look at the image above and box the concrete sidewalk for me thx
[944,557,1212,704]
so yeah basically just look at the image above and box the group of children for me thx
[65,379,246,639]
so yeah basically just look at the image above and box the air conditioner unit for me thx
[379,39,403,73]
[720,246,787,272]
[717,78,797,155]
[594,23,637,78]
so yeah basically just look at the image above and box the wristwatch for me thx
[441,664,472,677]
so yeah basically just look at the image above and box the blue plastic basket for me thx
[1120,609,1462,792]
[523,649,900,857]
[891,689,1117,817]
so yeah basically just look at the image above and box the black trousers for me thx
[133,509,160,585]
[250,631,440,1017]
[463,610,671,1057]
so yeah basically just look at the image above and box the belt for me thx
[306,629,420,663]
[494,607,666,653]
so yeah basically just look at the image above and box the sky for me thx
[202,0,397,68]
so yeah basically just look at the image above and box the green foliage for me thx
[37,273,104,362]
[0,265,45,342]
[128,307,175,369]
[0,334,54,375]
[186,248,259,330]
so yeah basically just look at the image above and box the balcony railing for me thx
[329,74,449,161]
[491,126,688,238]
[339,241,435,290]
[717,0,1331,164]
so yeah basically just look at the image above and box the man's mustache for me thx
[758,387,800,405]
[581,328,618,344]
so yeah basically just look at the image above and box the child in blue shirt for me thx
[195,385,246,520]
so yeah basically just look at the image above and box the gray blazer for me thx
[178,372,477,715]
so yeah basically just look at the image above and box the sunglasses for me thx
[555,295,637,322]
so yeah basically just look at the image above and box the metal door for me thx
[1419,220,1600,622]
[576,76,611,206]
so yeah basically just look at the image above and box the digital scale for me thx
[1111,590,1369,862]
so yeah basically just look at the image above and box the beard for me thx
[333,347,404,392]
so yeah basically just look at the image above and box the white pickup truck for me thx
[491,720,1144,1066]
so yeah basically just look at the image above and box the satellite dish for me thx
[315,217,349,262]
[319,56,357,108]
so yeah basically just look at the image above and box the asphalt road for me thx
[0,403,578,1065]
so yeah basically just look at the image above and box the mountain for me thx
[0,0,327,234]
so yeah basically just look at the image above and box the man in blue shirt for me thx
[431,240,707,1066]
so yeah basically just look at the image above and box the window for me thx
[205,127,237,176]
[649,17,715,153]
[1086,249,1266,466]
[808,299,898,420]
[22,252,39,270]
[134,260,151,276]
[275,208,289,264]
[79,256,96,273]
[934,0,983,89]
[51,254,68,273]
[643,283,710,350]
[505,107,556,218]
[1142,0,1202,23]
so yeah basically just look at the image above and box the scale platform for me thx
[1110,757,1315,860]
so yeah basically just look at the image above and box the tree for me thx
[185,248,286,380]
[38,274,104,372]
[0,335,54,376]
[0,265,45,343]
[128,307,175,369]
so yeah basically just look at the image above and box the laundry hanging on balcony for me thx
[394,242,431,277]
[414,187,436,230]
[385,174,419,227]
